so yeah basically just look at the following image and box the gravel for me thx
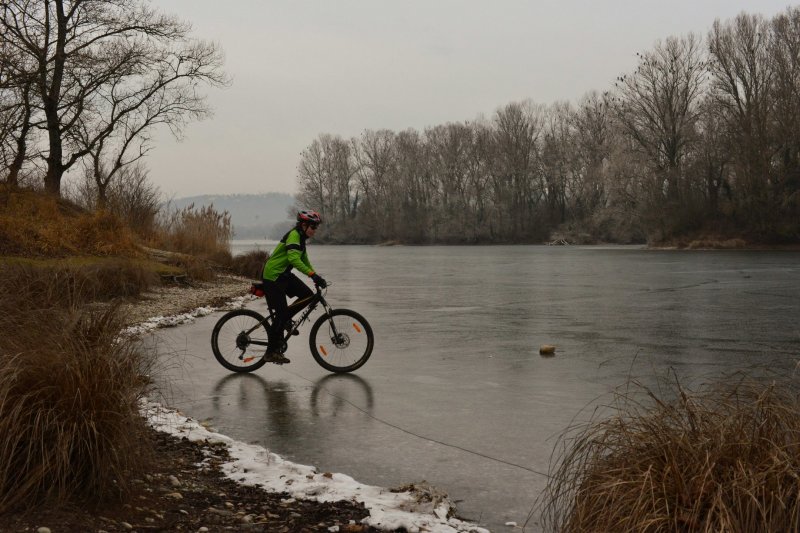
[119,274,253,327]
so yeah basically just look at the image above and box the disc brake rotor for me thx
[333,332,350,348]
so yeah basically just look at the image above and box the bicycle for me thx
[210,282,374,374]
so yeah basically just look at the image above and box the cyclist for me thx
[261,210,327,364]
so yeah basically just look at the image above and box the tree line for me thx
[0,0,226,203]
[297,8,800,245]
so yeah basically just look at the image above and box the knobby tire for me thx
[309,309,374,373]
[211,309,270,373]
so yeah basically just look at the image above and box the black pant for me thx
[263,273,313,347]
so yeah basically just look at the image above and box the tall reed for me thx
[156,202,232,260]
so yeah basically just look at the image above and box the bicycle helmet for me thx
[297,210,322,226]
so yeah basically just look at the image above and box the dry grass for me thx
[0,264,155,512]
[1,186,236,284]
[0,185,140,257]
[538,373,800,532]
[0,260,160,307]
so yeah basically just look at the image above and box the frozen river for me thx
[151,244,800,531]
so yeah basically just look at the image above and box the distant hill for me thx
[167,193,296,239]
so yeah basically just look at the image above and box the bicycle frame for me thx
[243,286,337,347]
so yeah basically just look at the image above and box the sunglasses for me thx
[309,222,319,229]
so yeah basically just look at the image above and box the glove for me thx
[311,273,327,288]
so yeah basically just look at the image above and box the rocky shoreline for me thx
[118,274,253,328]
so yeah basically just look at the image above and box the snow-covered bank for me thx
[131,287,489,533]
[145,402,489,533]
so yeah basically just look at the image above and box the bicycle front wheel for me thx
[211,309,270,373]
[309,309,374,373]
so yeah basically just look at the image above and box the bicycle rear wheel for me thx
[309,309,374,373]
[211,309,271,373]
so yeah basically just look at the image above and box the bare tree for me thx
[691,97,732,214]
[291,9,797,244]
[325,136,358,225]
[297,134,358,240]
[768,7,800,217]
[352,129,396,239]
[463,120,494,241]
[541,102,575,225]
[297,137,327,212]
[426,122,475,237]
[615,34,706,207]
[0,0,226,196]
[571,91,615,217]
[106,163,161,236]
[77,37,225,206]
[708,13,773,223]
[0,35,37,185]
[490,101,545,240]
[393,128,432,242]
[70,161,160,235]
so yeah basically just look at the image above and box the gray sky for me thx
[150,0,793,198]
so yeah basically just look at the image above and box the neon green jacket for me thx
[262,227,316,281]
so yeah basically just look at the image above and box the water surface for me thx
[152,245,800,531]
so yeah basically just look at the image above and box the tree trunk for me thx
[44,124,63,195]
[42,0,68,196]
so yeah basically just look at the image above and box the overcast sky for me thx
[149,0,793,199]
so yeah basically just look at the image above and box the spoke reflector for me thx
[320,346,328,357]
[243,357,255,363]
[353,323,362,333]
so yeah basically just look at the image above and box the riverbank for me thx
[0,275,487,533]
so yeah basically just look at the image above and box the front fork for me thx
[317,296,345,345]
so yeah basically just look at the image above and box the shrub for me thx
[229,249,269,279]
[71,210,140,256]
[687,237,747,249]
[179,254,217,283]
[0,266,154,511]
[84,259,162,299]
[539,374,800,532]
[68,164,162,240]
